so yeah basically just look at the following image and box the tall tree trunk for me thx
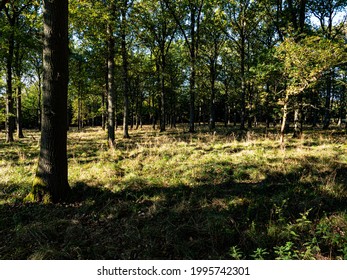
[310,89,318,127]
[5,25,15,143]
[223,80,230,126]
[160,48,166,132]
[188,7,197,133]
[78,90,82,130]
[299,0,306,33]
[338,83,346,127]
[121,6,130,138]
[31,0,70,203]
[280,93,289,146]
[209,58,216,131]
[14,41,24,138]
[37,69,42,131]
[101,89,106,130]
[293,107,301,138]
[189,55,196,133]
[16,85,24,138]
[107,24,116,148]
[240,25,246,131]
[293,95,303,138]
[323,72,332,129]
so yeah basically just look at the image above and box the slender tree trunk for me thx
[189,56,196,133]
[240,25,246,131]
[323,72,332,129]
[160,48,166,132]
[37,69,42,131]
[5,26,15,143]
[293,108,301,137]
[78,90,82,130]
[338,84,346,127]
[188,8,197,133]
[16,85,24,138]
[299,0,306,33]
[121,9,130,138]
[233,102,237,126]
[223,80,230,126]
[280,93,289,146]
[31,0,70,203]
[14,41,24,138]
[107,24,116,148]
[209,58,216,131]
[293,96,303,138]
[101,89,106,130]
[247,84,253,129]
[77,60,82,131]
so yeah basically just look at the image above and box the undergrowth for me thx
[0,125,346,259]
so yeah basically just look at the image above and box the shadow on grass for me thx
[1,162,346,260]
[1,126,347,259]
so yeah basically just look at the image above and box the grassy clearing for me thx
[0,125,347,259]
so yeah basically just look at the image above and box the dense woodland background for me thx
[0,0,346,137]
[1,0,347,260]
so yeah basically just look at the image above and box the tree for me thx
[107,2,117,146]
[29,0,70,202]
[276,36,346,145]
[223,0,262,130]
[120,0,131,138]
[308,0,347,129]
[163,0,204,133]
[200,0,227,130]
[1,0,39,142]
[134,0,177,132]
[69,0,111,140]
[3,0,20,143]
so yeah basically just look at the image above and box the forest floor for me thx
[0,124,347,259]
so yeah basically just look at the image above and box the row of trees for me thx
[1,1,347,143]
[67,0,346,144]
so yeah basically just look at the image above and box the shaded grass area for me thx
[0,125,347,259]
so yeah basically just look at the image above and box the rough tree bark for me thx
[30,0,70,203]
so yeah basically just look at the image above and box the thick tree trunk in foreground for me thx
[30,0,70,203]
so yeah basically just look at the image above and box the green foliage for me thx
[229,246,243,260]
[276,36,347,96]
[0,92,5,123]
[274,242,299,260]
[250,248,269,260]
[21,85,39,128]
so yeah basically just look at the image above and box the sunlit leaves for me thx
[276,35,347,95]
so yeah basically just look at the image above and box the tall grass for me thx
[0,125,346,259]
